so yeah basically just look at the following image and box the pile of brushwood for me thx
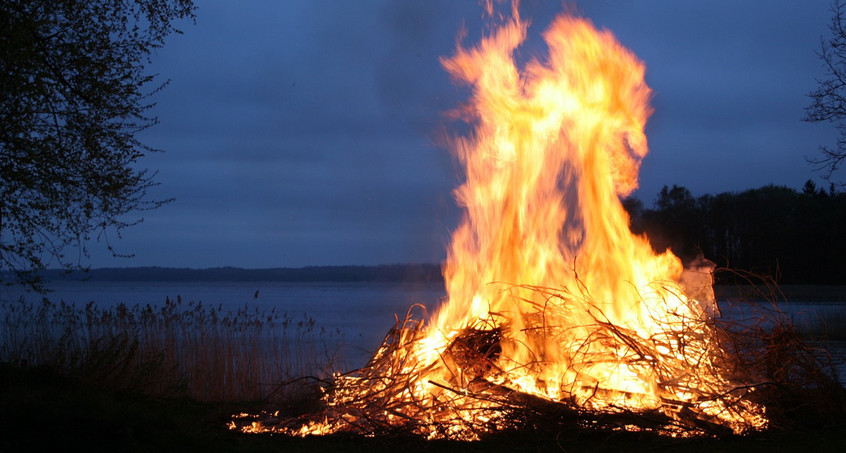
[232,283,846,440]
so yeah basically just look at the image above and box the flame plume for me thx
[235,5,767,440]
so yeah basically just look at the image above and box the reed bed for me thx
[0,296,343,402]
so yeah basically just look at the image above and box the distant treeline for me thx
[29,264,444,284]
[625,181,846,285]
[14,182,845,286]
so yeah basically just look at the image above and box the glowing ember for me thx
[234,3,767,439]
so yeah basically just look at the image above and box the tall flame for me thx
[236,4,766,439]
[423,9,737,415]
[437,9,675,355]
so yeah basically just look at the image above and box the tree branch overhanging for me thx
[805,0,846,183]
[0,0,195,290]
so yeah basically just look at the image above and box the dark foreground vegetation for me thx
[2,288,846,452]
[1,360,845,453]
[1,366,845,453]
[626,182,846,284]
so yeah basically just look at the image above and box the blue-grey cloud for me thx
[92,0,839,268]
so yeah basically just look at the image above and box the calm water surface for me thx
[5,280,447,365]
[6,280,846,377]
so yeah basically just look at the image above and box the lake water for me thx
[2,280,448,366]
[4,280,846,378]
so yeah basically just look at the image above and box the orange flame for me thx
[237,4,767,439]
[427,9,735,413]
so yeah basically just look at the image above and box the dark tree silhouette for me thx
[639,185,703,263]
[1,0,195,289]
[625,183,846,285]
[806,0,846,182]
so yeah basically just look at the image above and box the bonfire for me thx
[231,2,842,440]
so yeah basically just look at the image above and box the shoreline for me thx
[714,284,846,302]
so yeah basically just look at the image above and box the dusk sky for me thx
[88,0,839,269]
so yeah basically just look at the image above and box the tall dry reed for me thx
[0,296,344,402]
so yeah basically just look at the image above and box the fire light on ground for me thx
[232,3,768,439]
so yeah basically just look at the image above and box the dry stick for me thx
[433,375,704,436]
[269,280,778,437]
[262,375,332,403]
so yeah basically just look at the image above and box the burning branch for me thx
[232,282,773,439]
